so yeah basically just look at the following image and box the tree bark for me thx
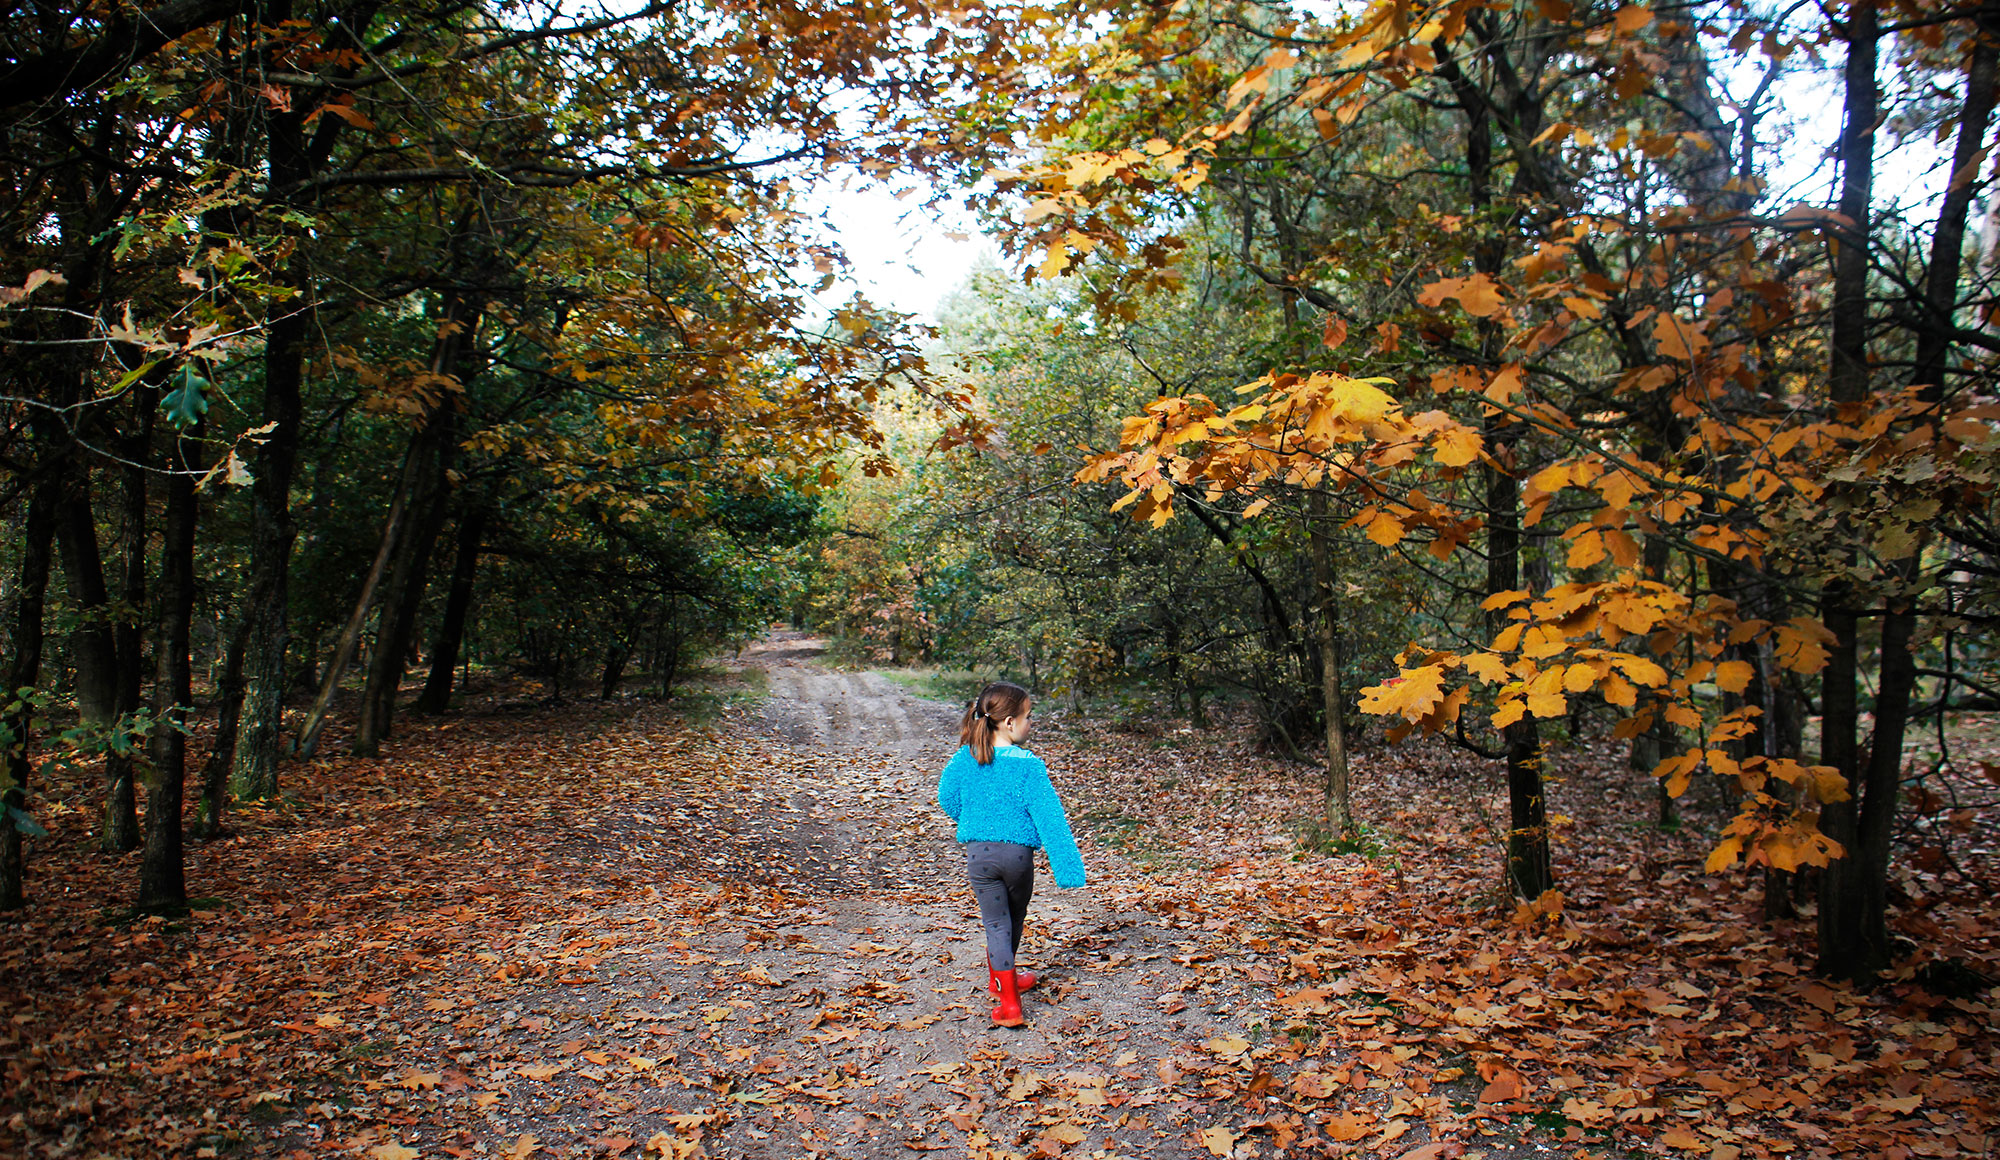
[1,474,61,910]
[196,616,249,838]
[1910,9,1999,402]
[414,503,487,713]
[102,394,152,852]
[294,471,412,760]
[138,429,199,912]
[1817,0,1881,981]
[230,292,305,800]
[1308,490,1353,836]
[352,407,458,754]
[56,468,118,725]
[353,295,473,755]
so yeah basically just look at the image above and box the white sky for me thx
[808,180,994,322]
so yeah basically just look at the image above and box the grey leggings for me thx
[965,841,1035,971]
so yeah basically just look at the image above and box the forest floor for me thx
[3,633,1998,1160]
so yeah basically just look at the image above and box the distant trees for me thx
[0,0,999,911]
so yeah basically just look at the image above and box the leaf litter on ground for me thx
[0,641,1994,1160]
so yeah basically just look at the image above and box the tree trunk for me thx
[196,616,249,838]
[230,279,307,800]
[414,504,487,713]
[1308,490,1353,836]
[1817,0,1880,981]
[352,412,456,755]
[231,85,314,801]
[353,296,473,755]
[55,469,118,725]
[294,473,412,760]
[138,430,199,912]
[1,474,61,910]
[1910,10,1999,403]
[102,395,152,852]
[1489,450,1552,899]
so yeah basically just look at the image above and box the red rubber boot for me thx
[989,968,1026,1027]
[988,954,1037,995]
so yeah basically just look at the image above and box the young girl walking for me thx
[936,681,1086,1028]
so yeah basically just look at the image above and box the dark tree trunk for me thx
[56,468,118,724]
[103,395,152,852]
[1,474,61,910]
[196,616,249,838]
[414,503,486,713]
[1490,455,1552,899]
[352,409,457,755]
[295,469,411,760]
[138,430,199,912]
[1817,0,1880,981]
[353,295,473,755]
[1308,490,1352,836]
[231,267,306,801]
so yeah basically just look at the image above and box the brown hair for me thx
[960,681,1030,766]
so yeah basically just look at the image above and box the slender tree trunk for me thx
[138,430,199,912]
[294,474,412,760]
[1911,10,1999,402]
[1308,490,1353,836]
[352,411,456,755]
[1,475,61,910]
[102,395,152,852]
[1490,452,1552,899]
[56,469,118,725]
[1817,0,1880,981]
[414,503,486,713]
[231,88,312,801]
[353,296,472,755]
[196,617,249,838]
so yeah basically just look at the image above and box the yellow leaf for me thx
[1430,423,1483,467]
[1563,663,1599,693]
[1714,660,1755,694]
[1367,511,1407,546]
[1705,837,1744,873]
[1525,692,1567,718]
[1652,312,1709,361]
[1567,530,1607,569]
[1462,653,1510,683]
[1492,697,1527,727]
[1201,1126,1239,1156]
[1774,617,1836,673]
[1359,664,1449,722]
[1038,243,1071,281]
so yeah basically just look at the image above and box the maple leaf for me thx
[1359,664,1449,721]
[1199,1125,1238,1156]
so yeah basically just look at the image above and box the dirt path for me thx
[433,634,1272,1160]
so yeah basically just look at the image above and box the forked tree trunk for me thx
[414,504,487,713]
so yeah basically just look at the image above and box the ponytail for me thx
[959,681,1030,766]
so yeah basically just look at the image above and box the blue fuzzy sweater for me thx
[937,744,1087,888]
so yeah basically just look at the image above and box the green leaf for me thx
[161,366,209,428]
[6,805,46,838]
